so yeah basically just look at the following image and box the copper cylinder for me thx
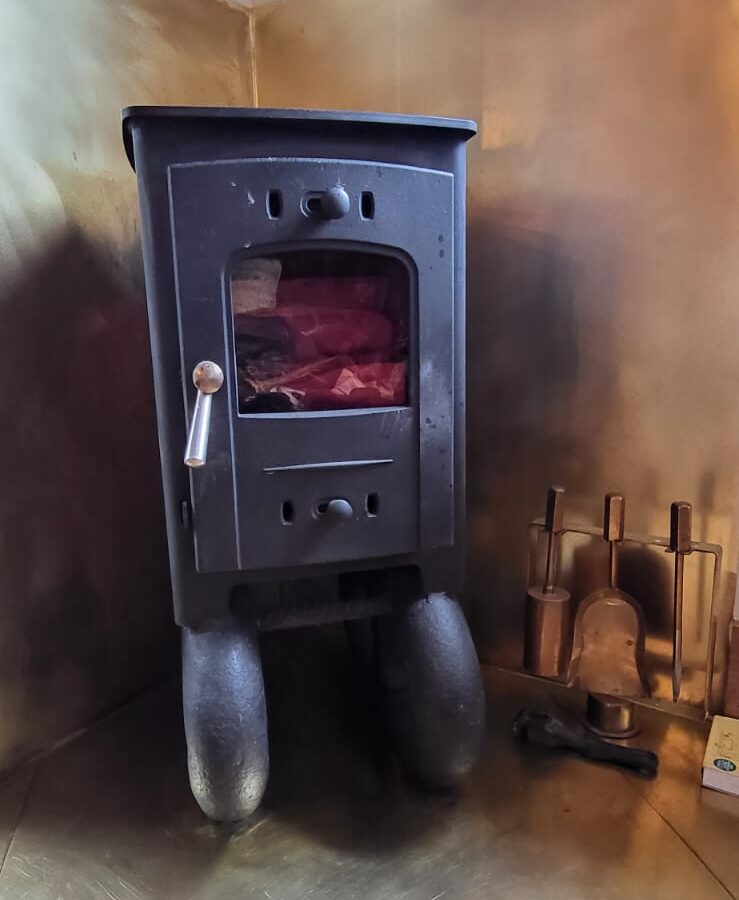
[585,693,639,738]
[524,585,571,677]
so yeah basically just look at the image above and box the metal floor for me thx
[0,627,737,900]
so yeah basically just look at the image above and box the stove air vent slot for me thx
[267,189,283,219]
[360,191,375,220]
[280,500,294,524]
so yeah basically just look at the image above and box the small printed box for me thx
[702,715,739,797]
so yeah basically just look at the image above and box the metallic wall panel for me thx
[255,0,739,707]
[0,0,255,770]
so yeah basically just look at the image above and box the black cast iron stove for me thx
[123,106,484,821]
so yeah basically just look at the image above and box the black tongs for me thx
[512,707,659,776]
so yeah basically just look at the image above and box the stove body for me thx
[123,107,484,821]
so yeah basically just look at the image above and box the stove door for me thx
[168,159,455,574]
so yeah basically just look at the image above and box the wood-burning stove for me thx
[123,107,484,821]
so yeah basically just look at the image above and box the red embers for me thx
[234,274,407,412]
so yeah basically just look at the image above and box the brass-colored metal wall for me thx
[0,0,254,770]
[4,0,736,769]
[255,0,739,706]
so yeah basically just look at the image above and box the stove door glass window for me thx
[230,249,410,414]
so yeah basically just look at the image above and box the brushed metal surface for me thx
[0,0,254,771]
[254,0,739,706]
[0,635,735,899]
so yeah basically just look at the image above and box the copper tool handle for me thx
[604,493,625,589]
[670,501,692,702]
[543,486,565,593]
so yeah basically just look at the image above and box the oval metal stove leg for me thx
[377,592,485,789]
[182,624,268,821]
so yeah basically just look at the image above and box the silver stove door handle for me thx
[184,361,224,468]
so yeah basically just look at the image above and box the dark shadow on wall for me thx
[0,227,175,771]
[464,215,621,667]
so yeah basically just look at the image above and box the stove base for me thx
[376,593,486,788]
[181,593,484,821]
[182,624,268,822]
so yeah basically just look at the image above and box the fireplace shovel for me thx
[568,493,649,703]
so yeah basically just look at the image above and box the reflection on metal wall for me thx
[255,0,739,709]
[0,0,254,770]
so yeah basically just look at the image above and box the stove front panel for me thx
[169,159,455,573]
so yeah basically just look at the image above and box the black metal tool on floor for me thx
[512,707,659,776]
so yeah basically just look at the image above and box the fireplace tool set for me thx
[525,487,722,738]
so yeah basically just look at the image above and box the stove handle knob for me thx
[320,186,350,220]
[184,361,224,468]
[324,498,354,522]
